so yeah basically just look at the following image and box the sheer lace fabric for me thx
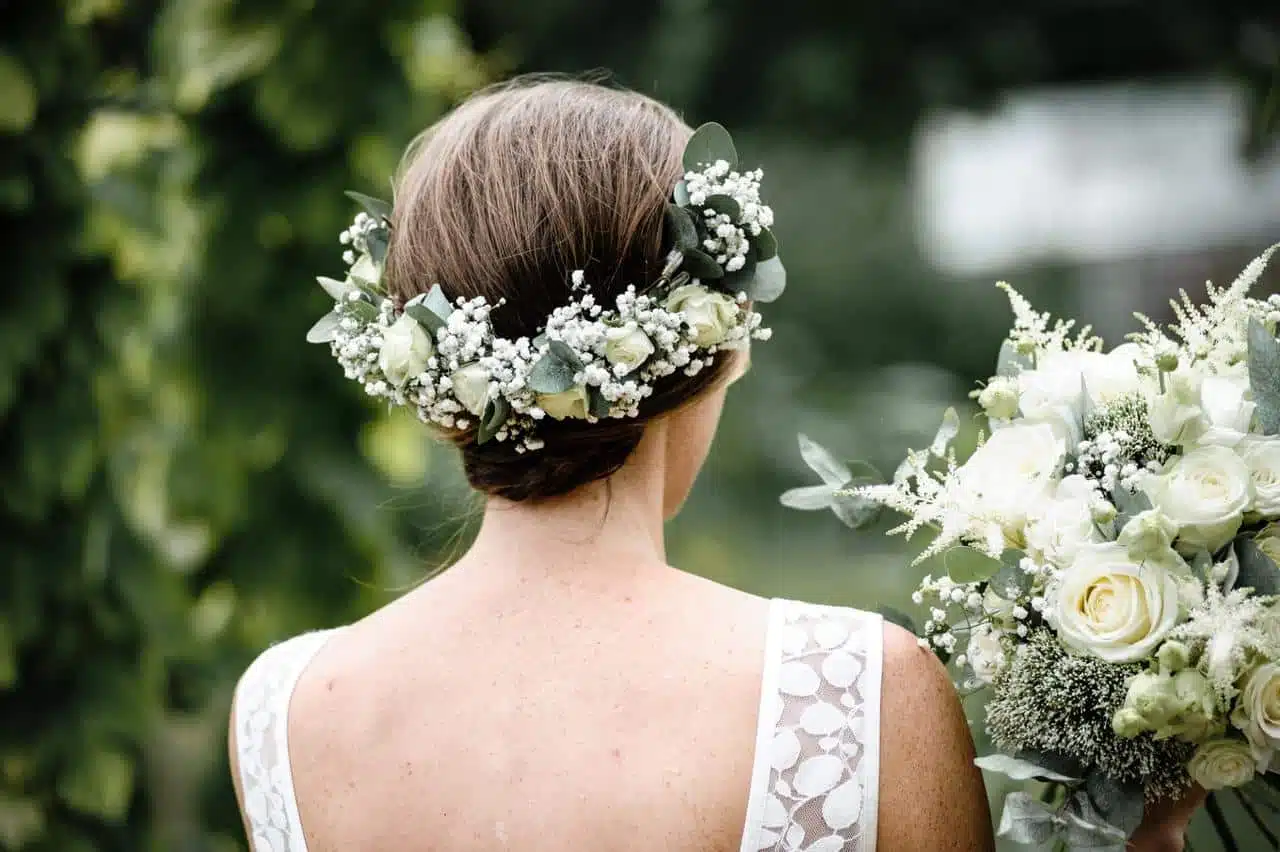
[233,630,336,852]
[232,600,882,852]
[739,601,883,852]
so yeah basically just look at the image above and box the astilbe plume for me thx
[985,631,1193,802]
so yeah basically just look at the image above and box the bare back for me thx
[229,565,991,852]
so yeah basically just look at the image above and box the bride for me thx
[228,76,1199,851]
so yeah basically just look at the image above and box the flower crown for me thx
[307,123,784,452]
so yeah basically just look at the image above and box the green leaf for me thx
[1084,771,1144,836]
[1112,486,1152,530]
[317,275,354,301]
[680,248,724,280]
[929,407,960,457]
[830,478,882,529]
[587,386,610,419]
[945,546,1003,584]
[344,299,378,322]
[976,753,1083,783]
[672,180,690,207]
[996,339,1033,377]
[779,484,835,511]
[404,303,445,335]
[404,285,454,335]
[1249,317,1280,435]
[664,204,699,252]
[752,226,778,261]
[990,551,1032,598]
[344,190,392,221]
[1235,535,1280,596]
[682,122,738,172]
[702,194,741,220]
[797,434,852,487]
[996,792,1060,845]
[366,228,388,267]
[528,341,583,394]
[477,397,510,445]
[878,605,917,634]
[306,311,341,343]
[745,256,786,303]
[424,283,455,319]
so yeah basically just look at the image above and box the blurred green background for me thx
[3,1,1279,850]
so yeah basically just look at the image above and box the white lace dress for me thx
[232,599,883,852]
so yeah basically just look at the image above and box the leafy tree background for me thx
[1,1,1276,850]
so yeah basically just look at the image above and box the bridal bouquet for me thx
[785,245,1280,849]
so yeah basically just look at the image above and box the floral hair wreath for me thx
[307,123,785,452]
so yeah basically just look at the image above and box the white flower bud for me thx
[378,314,434,387]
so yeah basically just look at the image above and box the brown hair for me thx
[385,75,734,501]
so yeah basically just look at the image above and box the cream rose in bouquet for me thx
[785,245,1280,850]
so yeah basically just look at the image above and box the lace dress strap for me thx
[233,630,338,852]
[739,599,884,852]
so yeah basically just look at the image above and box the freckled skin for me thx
[229,360,996,851]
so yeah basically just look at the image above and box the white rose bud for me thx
[1117,509,1179,561]
[1051,543,1181,663]
[1239,438,1280,517]
[537,386,590,421]
[1149,366,1205,446]
[1188,738,1256,790]
[450,363,491,416]
[964,623,1006,686]
[602,326,655,374]
[665,284,738,347]
[378,314,434,387]
[977,377,1019,420]
[1142,445,1251,552]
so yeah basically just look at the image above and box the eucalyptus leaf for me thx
[878,605,917,634]
[306,311,341,343]
[664,204,699,252]
[527,341,583,394]
[991,553,1033,598]
[681,248,724,280]
[996,339,1033,377]
[672,180,690,207]
[1083,771,1144,836]
[702,193,741,220]
[779,484,836,511]
[945,547,1004,584]
[797,434,852,487]
[424,284,455,320]
[975,753,1083,783]
[366,228,388,267]
[477,397,510,445]
[996,792,1060,845]
[746,256,786,303]
[1249,316,1280,435]
[344,190,392,221]
[404,303,446,335]
[317,275,354,301]
[1112,486,1152,530]
[930,407,960,457]
[830,478,882,529]
[752,226,778,261]
[1235,534,1280,596]
[345,299,378,322]
[587,386,610,419]
[682,122,737,172]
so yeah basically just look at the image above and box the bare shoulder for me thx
[876,622,995,852]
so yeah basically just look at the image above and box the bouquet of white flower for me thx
[785,245,1280,850]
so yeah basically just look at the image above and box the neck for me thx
[459,425,670,585]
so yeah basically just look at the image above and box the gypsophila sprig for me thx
[784,243,1280,848]
[307,123,784,452]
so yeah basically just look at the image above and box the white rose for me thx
[1025,475,1104,566]
[1017,347,1146,446]
[1188,738,1257,789]
[1051,543,1181,663]
[450,363,491,416]
[1142,445,1252,552]
[1239,438,1280,517]
[602,326,655,374]
[966,623,1006,686]
[1199,374,1256,447]
[378,314,434,387]
[948,423,1064,544]
[1231,663,1280,771]
[537,385,590,420]
[1149,366,1206,446]
[665,284,738,347]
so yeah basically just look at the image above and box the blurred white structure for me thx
[914,80,1280,276]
